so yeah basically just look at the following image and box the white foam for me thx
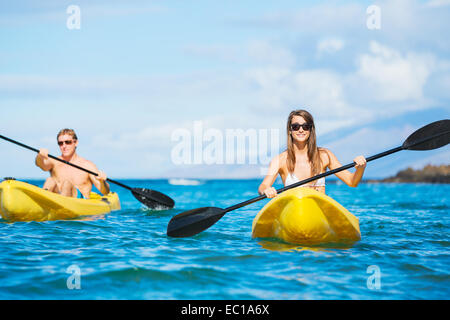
[168,178,204,186]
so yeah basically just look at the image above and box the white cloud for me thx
[355,41,436,101]
[184,40,296,67]
[183,44,242,63]
[244,66,373,134]
[425,0,450,8]
[292,70,350,115]
[242,40,445,137]
[236,3,364,34]
[317,38,345,56]
[247,40,296,67]
[0,74,154,97]
[434,74,450,98]
[409,149,450,169]
[0,1,167,26]
[319,123,449,178]
[325,125,415,158]
[90,124,177,151]
[2,0,449,179]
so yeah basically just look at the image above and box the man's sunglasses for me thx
[290,123,312,131]
[58,140,74,146]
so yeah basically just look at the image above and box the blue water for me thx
[0,179,449,300]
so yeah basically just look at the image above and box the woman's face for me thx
[290,115,311,143]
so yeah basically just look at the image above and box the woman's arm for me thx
[258,154,282,198]
[325,149,367,187]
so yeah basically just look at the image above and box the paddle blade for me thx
[131,188,175,209]
[167,207,225,238]
[403,119,450,151]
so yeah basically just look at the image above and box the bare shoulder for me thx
[276,151,288,166]
[275,151,289,172]
[77,157,97,170]
[318,147,332,166]
[278,151,288,161]
[268,151,285,163]
[266,152,287,173]
[319,147,336,156]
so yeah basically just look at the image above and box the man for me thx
[35,129,110,198]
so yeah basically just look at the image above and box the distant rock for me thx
[366,164,450,184]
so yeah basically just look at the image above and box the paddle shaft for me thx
[167,120,449,238]
[0,134,132,191]
[224,128,450,213]
[229,128,450,213]
[223,145,403,213]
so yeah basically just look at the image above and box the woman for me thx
[258,109,367,198]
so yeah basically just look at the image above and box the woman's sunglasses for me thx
[58,140,74,146]
[290,123,312,131]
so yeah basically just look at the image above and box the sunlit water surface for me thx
[1,180,448,299]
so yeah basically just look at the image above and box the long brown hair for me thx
[286,110,322,176]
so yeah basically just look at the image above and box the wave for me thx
[168,178,204,186]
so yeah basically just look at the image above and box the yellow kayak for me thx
[0,179,120,222]
[252,188,361,245]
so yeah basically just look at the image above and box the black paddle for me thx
[167,119,450,238]
[0,134,175,209]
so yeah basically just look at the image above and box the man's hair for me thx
[57,128,78,141]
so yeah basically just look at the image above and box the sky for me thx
[0,0,449,180]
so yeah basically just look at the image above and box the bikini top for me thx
[284,172,326,188]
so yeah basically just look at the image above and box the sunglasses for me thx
[58,140,74,146]
[290,123,312,131]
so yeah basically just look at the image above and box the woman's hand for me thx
[262,187,278,199]
[257,154,282,198]
[353,155,367,169]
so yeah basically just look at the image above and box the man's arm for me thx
[87,162,110,195]
[35,148,54,171]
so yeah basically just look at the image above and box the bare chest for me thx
[280,154,329,180]
[51,161,90,186]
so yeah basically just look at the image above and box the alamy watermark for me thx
[66,264,81,290]
[171,121,280,174]
[66,5,81,30]
[366,5,381,30]
[366,265,381,290]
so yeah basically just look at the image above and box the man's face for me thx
[57,134,77,157]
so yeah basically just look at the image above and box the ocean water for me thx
[0,179,449,300]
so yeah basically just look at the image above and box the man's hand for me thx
[95,170,110,195]
[35,148,53,171]
[96,170,107,182]
[38,148,49,160]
